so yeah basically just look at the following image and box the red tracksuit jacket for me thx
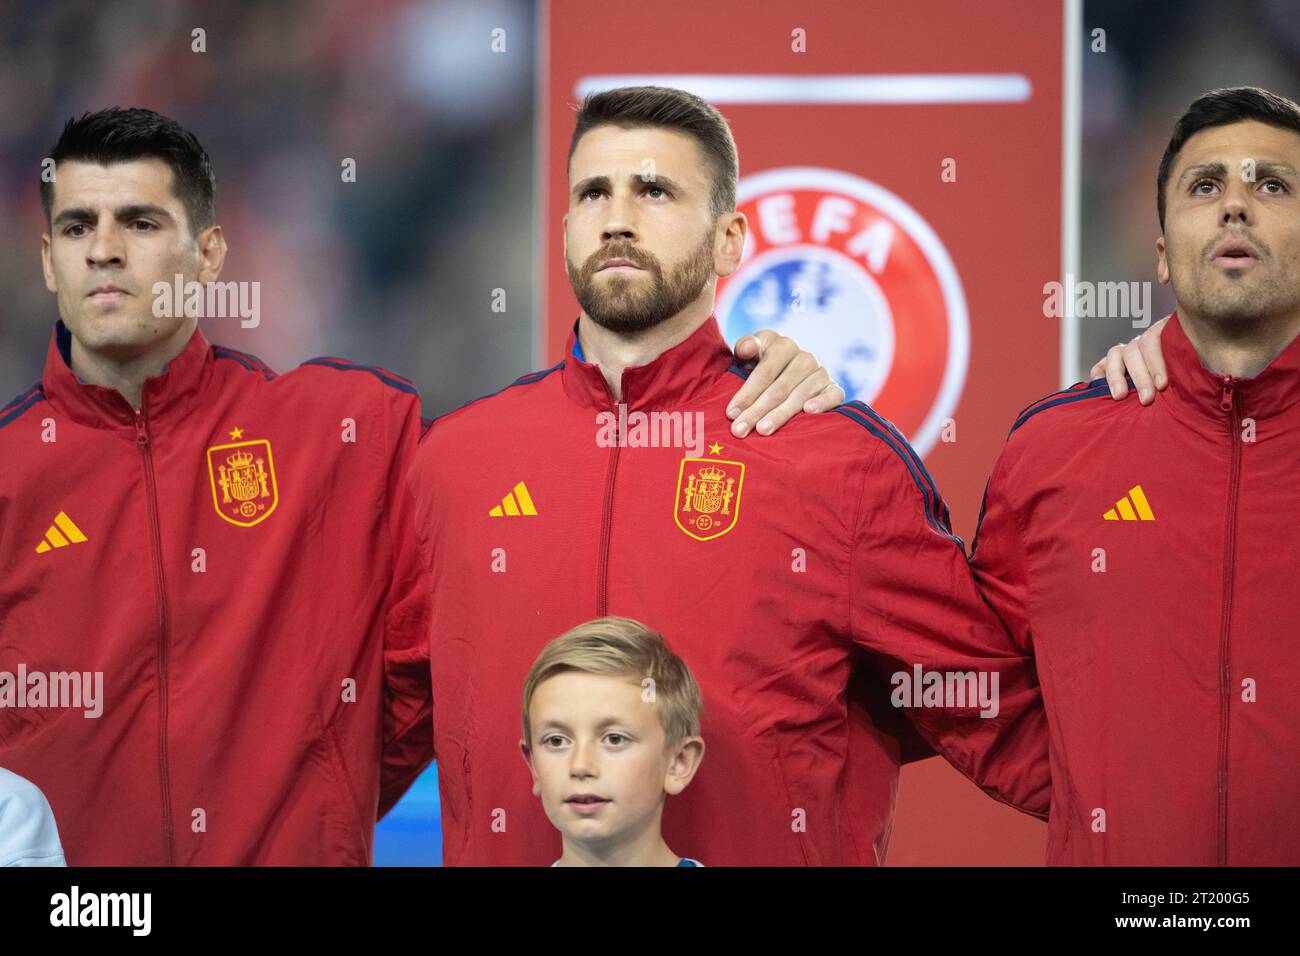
[409,314,1048,866]
[970,313,1300,865]
[0,321,433,865]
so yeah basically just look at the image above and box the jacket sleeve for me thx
[377,395,434,820]
[846,429,1050,819]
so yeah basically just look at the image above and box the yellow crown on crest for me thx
[697,463,725,481]
[226,448,255,469]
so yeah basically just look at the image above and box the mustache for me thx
[585,245,658,274]
[1201,229,1270,260]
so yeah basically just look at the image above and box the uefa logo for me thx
[718,167,969,457]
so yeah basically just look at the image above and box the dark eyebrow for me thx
[51,207,96,226]
[115,204,175,224]
[52,204,176,227]
[1178,162,1227,186]
[572,173,686,198]
[1250,161,1300,180]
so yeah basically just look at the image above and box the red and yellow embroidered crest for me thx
[674,457,744,541]
[206,438,279,527]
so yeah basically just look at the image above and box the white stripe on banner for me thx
[574,74,1032,104]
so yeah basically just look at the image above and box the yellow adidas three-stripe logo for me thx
[489,482,537,517]
[35,512,89,553]
[1104,485,1156,522]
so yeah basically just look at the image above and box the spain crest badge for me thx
[674,457,744,542]
[206,435,278,527]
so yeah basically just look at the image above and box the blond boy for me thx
[520,618,706,867]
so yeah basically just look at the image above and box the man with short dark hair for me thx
[1,107,435,865]
[0,106,831,865]
[971,86,1300,863]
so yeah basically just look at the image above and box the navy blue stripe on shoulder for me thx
[299,358,418,396]
[844,400,955,533]
[431,361,564,426]
[213,345,276,380]
[1008,378,1117,436]
[0,384,45,431]
[309,356,417,390]
[833,402,963,549]
[2,383,42,413]
[725,363,751,381]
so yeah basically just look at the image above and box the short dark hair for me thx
[568,86,739,221]
[41,107,217,234]
[1156,86,1300,231]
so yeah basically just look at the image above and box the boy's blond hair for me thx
[521,617,703,747]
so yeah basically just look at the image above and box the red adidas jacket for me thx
[0,321,433,865]
[970,313,1300,865]
[409,314,1048,866]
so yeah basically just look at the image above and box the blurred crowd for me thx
[4,0,1300,402]
[0,0,536,415]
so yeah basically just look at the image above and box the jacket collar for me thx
[1163,311,1300,427]
[560,314,736,412]
[41,319,214,428]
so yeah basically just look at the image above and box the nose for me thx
[1220,176,1252,227]
[601,190,638,245]
[86,218,126,268]
[568,740,598,779]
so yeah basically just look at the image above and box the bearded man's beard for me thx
[568,230,715,334]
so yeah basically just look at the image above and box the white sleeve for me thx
[0,768,66,867]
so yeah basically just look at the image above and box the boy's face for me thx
[522,671,696,850]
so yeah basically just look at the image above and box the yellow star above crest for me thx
[229,427,245,440]
[708,441,723,455]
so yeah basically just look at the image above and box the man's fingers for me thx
[1139,315,1170,390]
[731,332,766,364]
[757,366,835,433]
[804,379,845,413]
[1123,335,1156,405]
[725,330,790,419]
[1104,344,1129,400]
[730,349,817,436]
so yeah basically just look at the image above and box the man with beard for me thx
[406,85,1142,865]
[970,86,1300,863]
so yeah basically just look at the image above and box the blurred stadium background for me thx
[1,0,1296,866]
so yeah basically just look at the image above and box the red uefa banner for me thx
[541,0,1077,865]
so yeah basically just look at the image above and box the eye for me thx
[605,732,628,747]
[63,223,88,237]
[1191,178,1220,195]
[644,185,670,199]
[130,220,158,231]
[1260,178,1289,194]
[581,188,605,202]
[542,734,567,748]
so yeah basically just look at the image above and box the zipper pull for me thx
[1219,375,1234,412]
[134,411,149,446]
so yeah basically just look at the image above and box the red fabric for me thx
[971,313,1300,865]
[409,314,1047,866]
[0,323,433,865]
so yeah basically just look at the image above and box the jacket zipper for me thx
[1216,376,1240,868]
[596,399,622,615]
[136,408,176,865]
